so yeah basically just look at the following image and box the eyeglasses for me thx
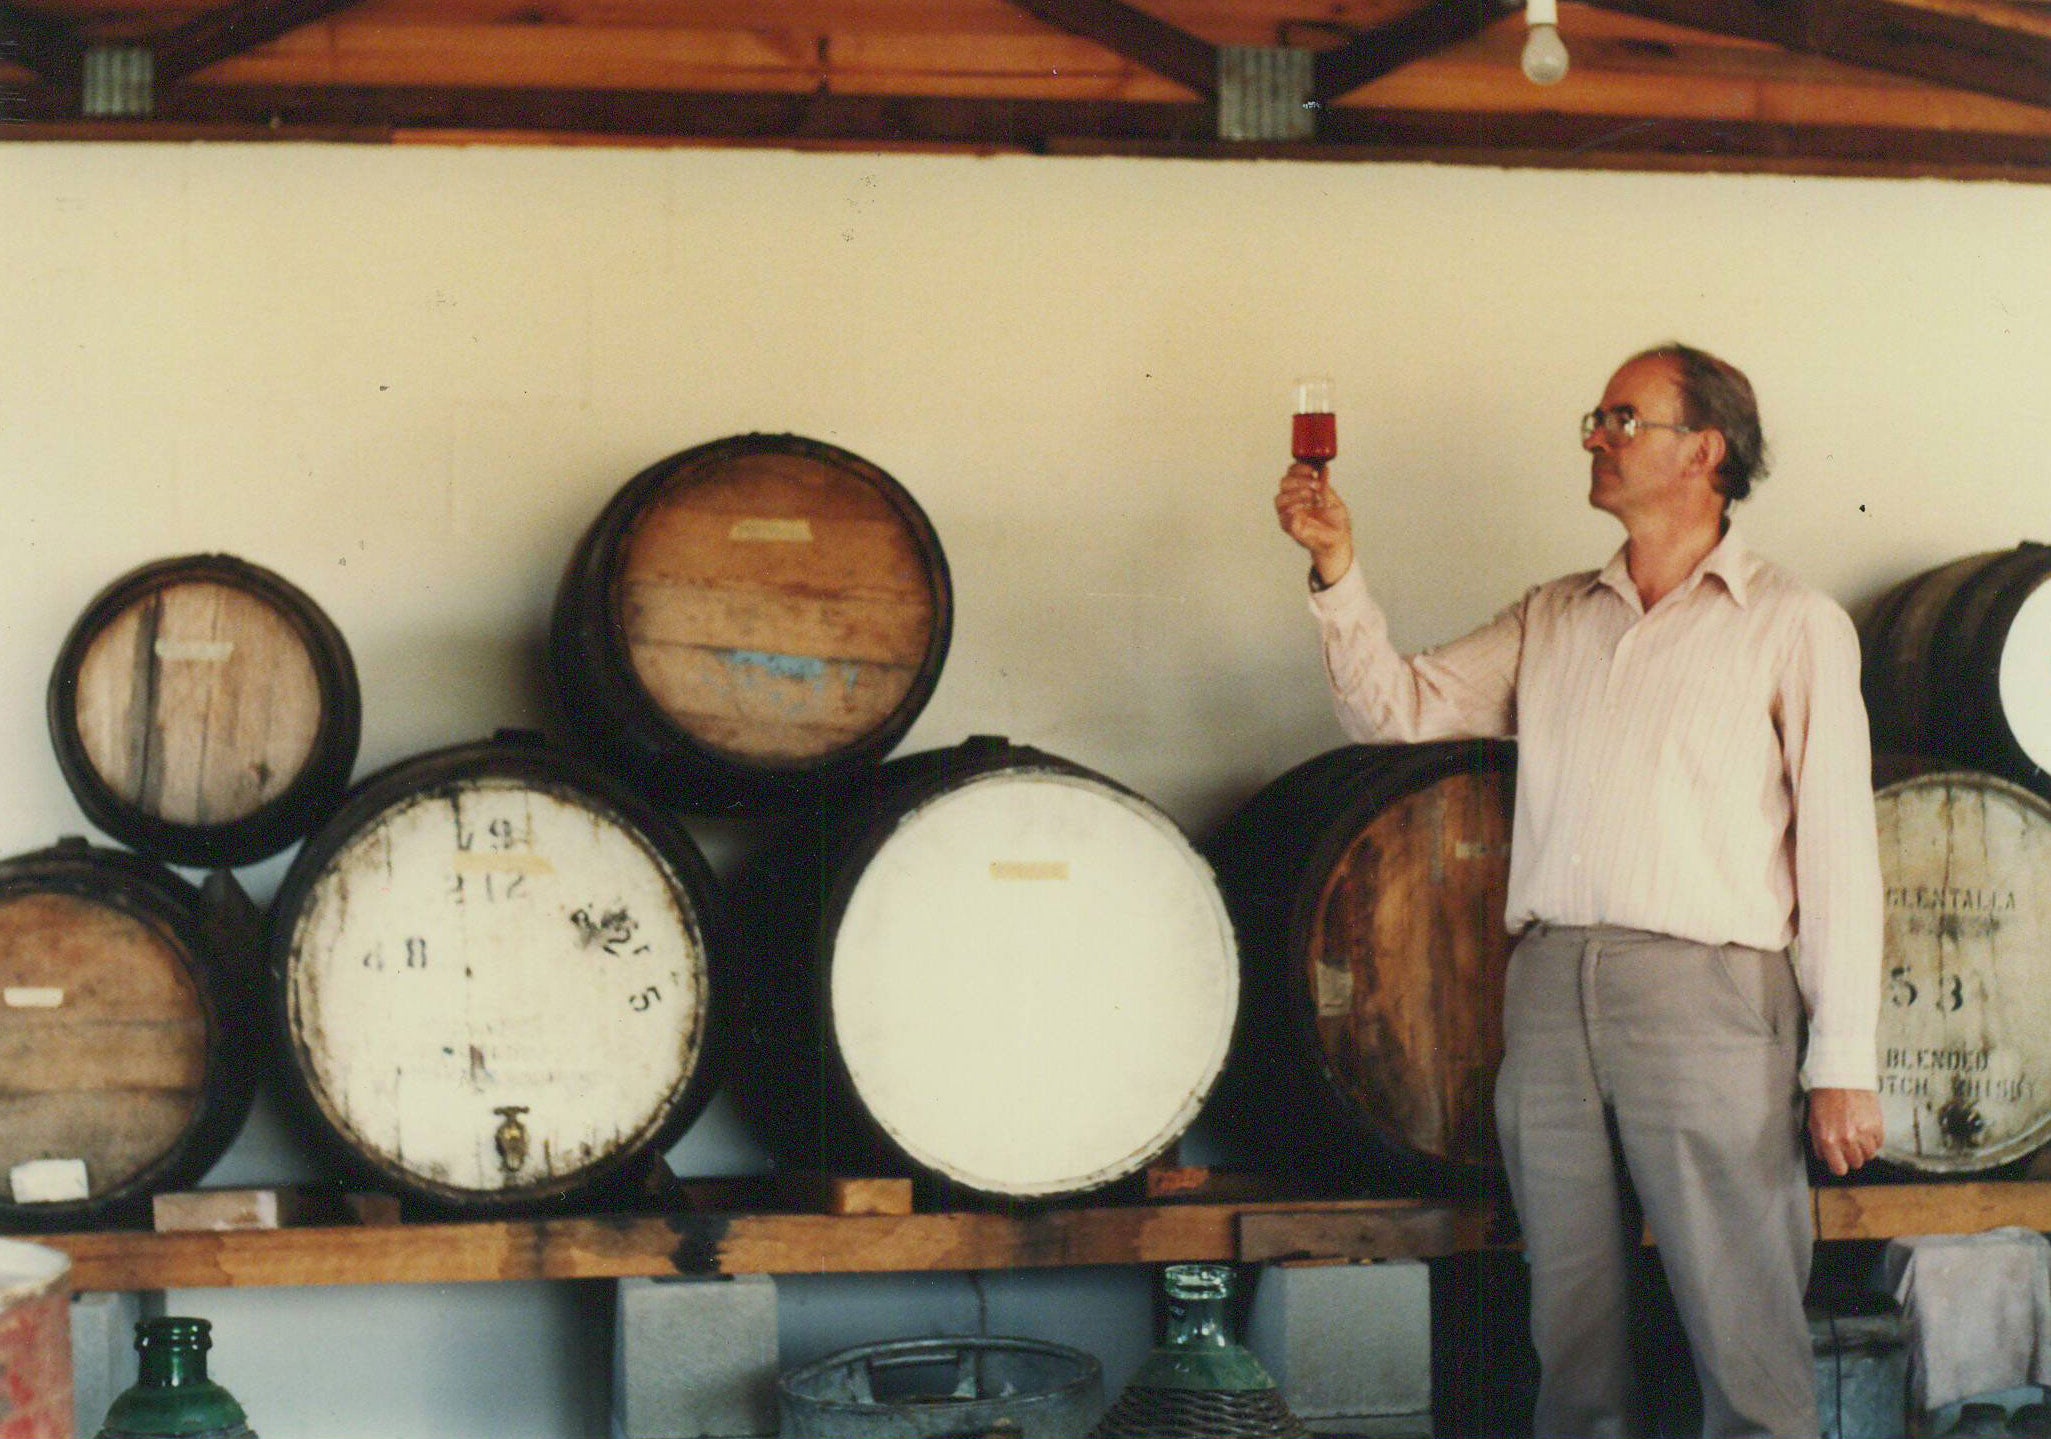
[1580,408,1697,444]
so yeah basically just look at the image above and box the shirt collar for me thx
[1589,524,1753,610]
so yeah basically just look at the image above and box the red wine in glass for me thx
[1293,377,1337,505]
[1292,411,1338,467]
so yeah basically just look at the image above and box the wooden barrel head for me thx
[551,436,952,810]
[70,579,323,829]
[278,759,717,1209]
[50,556,360,868]
[1304,765,1514,1169]
[827,769,1238,1198]
[1998,566,2051,780]
[616,442,944,765]
[1875,771,2051,1172]
[0,890,207,1210]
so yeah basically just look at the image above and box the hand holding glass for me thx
[1292,377,1337,505]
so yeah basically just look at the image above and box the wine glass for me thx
[1292,376,1337,505]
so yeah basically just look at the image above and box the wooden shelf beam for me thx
[6,82,2051,182]
[40,1197,1452,1291]
[32,1182,2051,1292]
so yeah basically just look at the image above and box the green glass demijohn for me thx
[96,1317,257,1439]
[1086,1264,1311,1438]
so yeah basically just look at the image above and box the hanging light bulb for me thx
[1521,0,1569,85]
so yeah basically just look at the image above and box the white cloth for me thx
[1883,1227,2051,1411]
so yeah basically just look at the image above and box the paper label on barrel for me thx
[9,1158,90,1203]
[452,851,557,876]
[153,639,236,662]
[1314,961,1354,1017]
[3,986,63,1008]
[989,860,1069,881]
[728,518,814,543]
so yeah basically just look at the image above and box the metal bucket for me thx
[778,1336,1103,1438]
[0,1238,75,1439]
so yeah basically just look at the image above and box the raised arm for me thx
[1274,463,1520,743]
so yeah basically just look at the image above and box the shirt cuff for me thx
[1800,1035,1879,1093]
[1307,558,1364,610]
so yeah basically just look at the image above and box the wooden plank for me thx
[12,83,2051,179]
[0,2,82,85]
[1816,1180,2051,1239]
[1001,0,1216,95]
[1312,0,1490,102]
[193,23,1189,101]
[41,1198,1471,1289]
[1239,1205,1497,1262]
[33,1184,2051,1291]
[151,0,378,81]
[1582,0,2051,110]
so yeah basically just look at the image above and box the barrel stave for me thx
[1861,544,2051,805]
[550,435,951,811]
[49,555,360,868]
[1205,741,1517,1195]
[0,844,257,1231]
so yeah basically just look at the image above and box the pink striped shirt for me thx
[1310,528,1883,1090]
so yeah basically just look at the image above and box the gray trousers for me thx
[1494,924,1818,1439]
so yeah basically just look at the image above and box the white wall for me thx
[3,143,2049,1437]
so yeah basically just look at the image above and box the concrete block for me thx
[1811,1306,1907,1439]
[72,1290,143,1438]
[614,1275,777,1439]
[1247,1261,1432,1437]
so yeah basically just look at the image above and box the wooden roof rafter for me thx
[0,2,84,86]
[1580,0,2051,109]
[6,0,2051,178]
[1311,0,1496,102]
[0,0,371,106]
[150,0,378,86]
[1003,0,1219,96]
[996,0,1505,104]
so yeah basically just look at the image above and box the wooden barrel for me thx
[265,735,724,1214]
[0,1240,73,1439]
[1202,741,1518,1195]
[48,554,361,869]
[1874,770,2051,1173]
[726,738,1239,1202]
[549,434,952,812]
[1861,543,2051,802]
[0,840,260,1231]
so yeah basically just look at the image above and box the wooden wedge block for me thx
[152,1187,404,1232]
[1144,1166,1287,1203]
[664,1171,915,1216]
[154,1188,315,1232]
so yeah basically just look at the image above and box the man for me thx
[1273,344,1885,1439]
